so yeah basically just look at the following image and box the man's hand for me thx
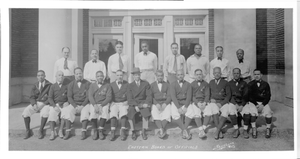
[216,103,222,108]
[135,106,140,112]
[211,99,216,103]
[142,103,149,108]
[161,103,167,112]
[256,104,264,113]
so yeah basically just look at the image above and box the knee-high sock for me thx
[162,120,168,129]
[194,117,202,128]
[50,121,55,131]
[237,112,243,127]
[213,114,219,128]
[142,117,149,129]
[250,116,257,127]
[99,118,107,128]
[24,117,31,131]
[265,117,272,125]
[243,114,250,126]
[229,115,238,128]
[128,117,135,131]
[39,117,48,131]
[65,119,71,131]
[91,119,98,129]
[203,116,210,126]
[184,117,192,129]
[59,118,65,131]
[174,118,185,130]
[121,116,127,128]
[82,120,88,130]
[217,116,227,133]
[111,117,117,128]
[155,120,162,129]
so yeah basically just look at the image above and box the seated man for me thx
[150,70,171,139]
[48,71,71,140]
[170,69,192,140]
[242,69,272,138]
[208,67,232,140]
[22,70,52,139]
[127,67,152,140]
[190,69,210,139]
[109,70,129,141]
[62,67,90,140]
[82,71,112,140]
[228,68,248,138]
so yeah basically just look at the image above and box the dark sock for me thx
[111,117,117,128]
[39,117,48,131]
[91,119,98,129]
[162,120,168,129]
[65,119,71,130]
[237,112,243,127]
[82,120,88,130]
[217,116,227,131]
[250,116,257,123]
[99,118,107,128]
[213,114,219,128]
[265,117,272,124]
[24,117,31,131]
[50,121,55,131]
[229,115,237,126]
[194,118,202,127]
[174,118,185,130]
[155,120,163,129]
[243,114,251,126]
[121,116,127,128]
[203,116,210,126]
[184,117,192,129]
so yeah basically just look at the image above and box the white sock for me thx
[233,125,238,129]
[243,125,248,130]
[111,127,116,130]
[266,124,271,129]
[121,127,126,130]
[202,125,207,130]
[199,126,204,131]
[81,128,87,131]
[251,122,256,128]
[98,127,104,130]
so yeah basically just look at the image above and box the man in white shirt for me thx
[164,42,186,84]
[230,49,252,83]
[83,49,107,83]
[134,41,158,84]
[53,47,78,82]
[186,44,210,83]
[107,41,129,83]
[210,46,230,80]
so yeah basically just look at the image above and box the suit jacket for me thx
[48,78,69,107]
[88,82,112,106]
[67,79,90,107]
[170,80,192,108]
[209,78,231,106]
[30,79,52,105]
[228,79,248,106]
[150,81,171,105]
[191,80,210,104]
[248,80,271,106]
[110,80,129,103]
[127,80,152,107]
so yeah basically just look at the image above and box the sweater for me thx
[127,80,152,107]
[170,80,192,108]
[110,80,129,103]
[150,81,171,105]
[29,79,52,105]
[191,80,210,104]
[209,78,231,106]
[67,79,90,107]
[88,82,112,106]
[48,79,69,107]
[228,79,248,106]
[248,80,271,106]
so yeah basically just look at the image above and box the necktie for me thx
[64,58,68,70]
[40,83,44,92]
[119,54,124,70]
[215,79,219,85]
[239,59,243,63]
[217,57,222,61]
[158,81,163,84]
[173,55,177,72]
[118,81,122,85]
[137,81,140,87]
[92,60,97,63]
[143,52,147,56]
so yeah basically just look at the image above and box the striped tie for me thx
[119,54,124,70]
[173,55,177,72]
[64,58,68,70]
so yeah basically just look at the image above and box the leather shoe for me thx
[219,130,224,139]
[110,130,115,141]
[38,129,44,139]
[131,130,137,141]
[265,128,271,138]
[181,130,187,139]
[252,127,257,139]
[63,131,71,140]
[232,129,240,138]
[49,131,55,141]
[120,128,126,141]
[142,129,148,140]
[92,129,99,140]
[81,131,87,140]
[160,128,166,139]
[183,130,191,140]
[243,129,249,139]
[99,129,105,140]
[24,129,33,139]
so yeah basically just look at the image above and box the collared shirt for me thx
[178,80,184,87]
[157,81,162,91]
[83,59,106,81]
[135,80,141,86]
[77,80,82,88]
[108,52,129,77]
[186,54,209,80]
[230,59,252,79]
[53,58,78,82]
[210,57,230,79]
[215,79,221,85]
[116,80,123,89]
[39,81,45,90]
[164,53,186,74]
[134,51,157,71]
[57,82,62,88]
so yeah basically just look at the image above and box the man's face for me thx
[176,70,184,81]
[90,50,98,60]
[156,72,164,82]
[216,48,223,58]
[96,72,104,83]
[236,50,244,60]
[56,71,64,83]
[37,72,45,83]
[233,69,241,80]
[116,71,123,81]
[74,69,83,80]
[116,44,123,54]
[62,48,70,59]
[195,70,203,81]
[194,45,202,55]
[133,73,141,81]
[213,68,221,80]
[141,43,149,53]
[253,70,262,81]
[171,44,178,55]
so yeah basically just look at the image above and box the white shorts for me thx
[110,102,129,119]
[219,103,237,117]
[241,102,273,117]
[81,104,110,121]
[170,102,192,120]
[185,103,202,119]
[61,104,84,123]
[151,104,171,122]
[203,103,220,117]
[141,70,155,84]
[22,102,49,118]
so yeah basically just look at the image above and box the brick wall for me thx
[208,9,214,61]
[83,9,89,65]
[10,9,39,78]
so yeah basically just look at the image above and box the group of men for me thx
[22,41,273,141]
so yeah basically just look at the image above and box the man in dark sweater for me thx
[170,69,192,140]
[48,71,71,140]
[82,70,112,140]
[22,70,52,139]
[208,67,233,140]
[190,69,210,139]
[61,67,90,140]
[242,69,272,138]
[109,70,129,141]
[127,67,152,140]
[150,70,171,139]
[228,68,249,138]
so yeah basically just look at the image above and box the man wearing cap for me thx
[230,49,252,83]
[150,70,171,139]
[109,70,129,141]
[210,46,230,81]
[61,67,90,140]
[170,69,192,140]
[22,70,52,139]
[134,41,158,84]
[84,49,107,83]
[127,67,152,140]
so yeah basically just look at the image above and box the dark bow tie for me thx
[179,80,184,84]
[98,82,103,85]
[217,57,222,61]
[77,80,82,83]
[256,81,261,84]
[117,81,123,85]
[158,81,163,84]
[239,59,243,63]
[92,60,97,63]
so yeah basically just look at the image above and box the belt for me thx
[141,69,154,72]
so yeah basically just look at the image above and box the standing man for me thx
[22,70,52,139]
[53,47,78,82]
[84,49,107,83]
[242,69,272,138]
[134,41,158,84]
[61,67,90,140]
[150,70,171,139]
[186,44,210,83]
[230,49,252,83]
[228,68,249,138]
[108,41,129,83]
[109,70,129,141]
[210,46,230,80]
[170,69,192,140]
[164,42,186,84]
[81,71,112,140]
[190,69,210,139]
[47,71,70,140]
[127,67,152,140]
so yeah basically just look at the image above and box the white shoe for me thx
[198,129,206,139]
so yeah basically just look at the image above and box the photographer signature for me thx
[213,142,235,150]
